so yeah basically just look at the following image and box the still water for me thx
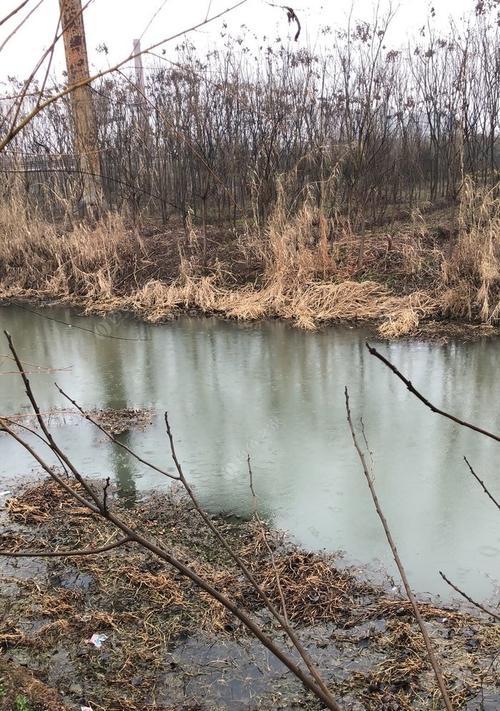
[0,305,499,602]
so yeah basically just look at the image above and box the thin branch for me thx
[0,0,250,152]
[0,414,71,477]
[36,9,62,110]
[247,453,289,626]
[14,305,150,342]
[366,343,500,443]
[163,412,340,708]
[0,0,32,26]
[4,331,103,511]
[345,386,454,711]
[463,456,500,511]
[0,0,45,54]
[0,418,99,514]
[439,571,500,622]
[0,536,131,558]
[56,386,179,481]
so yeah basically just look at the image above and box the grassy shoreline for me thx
[1,183,499,340]
[2,293,499,344]
[0,184,500,339]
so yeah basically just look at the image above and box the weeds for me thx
[14,697,33,711]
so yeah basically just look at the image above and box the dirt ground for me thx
[0,478,498,711]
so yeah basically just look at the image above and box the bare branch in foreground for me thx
[247,454,290,626]
[0,536,131,558]
[1,333,342,711]
[366,343,500,443]
[52,388,338,707]
[344,386,454,711]
[463,456,500,511]
[439,571,500,622]
[56,385,179,481]
[5,331,103,512]
[163,413,338,707]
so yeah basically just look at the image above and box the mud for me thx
[0,479,498,711]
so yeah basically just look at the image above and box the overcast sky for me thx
[1,0,478,88]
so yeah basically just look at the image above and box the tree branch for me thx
[345,386,454,711]
[247,453,290,626]
[5,331,104,511]
[439,571,500,622]
[463,456,500,511]
[0,536,131,558]
[366,343,500,443]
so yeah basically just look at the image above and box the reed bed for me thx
[1,180,499,337]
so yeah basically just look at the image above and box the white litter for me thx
[85,633,108,649]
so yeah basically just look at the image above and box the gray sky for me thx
[0,0,477,88]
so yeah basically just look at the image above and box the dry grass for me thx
[1,478,499,711]
[2,181,498,336]
[443,178,500,323]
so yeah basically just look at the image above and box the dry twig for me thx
[439,571,500,622]
[344,386,454,711]
[366,343,500,443]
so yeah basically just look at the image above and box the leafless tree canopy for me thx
[1,3,500,225]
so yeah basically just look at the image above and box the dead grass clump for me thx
[377,291,440,338]
[0,203,146,302]
[127,279,180,321]
[253,550,366,625]
[6,479,88,524]
[443,178,500,323]
[90,407,154,435]
[283,280,394,330]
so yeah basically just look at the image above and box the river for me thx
[0,305,499,603]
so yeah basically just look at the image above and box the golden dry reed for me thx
[1,180,499,337]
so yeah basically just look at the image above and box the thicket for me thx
[1,3,500,226]
[1,2,500,332]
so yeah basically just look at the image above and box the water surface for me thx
[1,305,499,602]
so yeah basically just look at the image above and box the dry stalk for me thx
[344,386,454,711]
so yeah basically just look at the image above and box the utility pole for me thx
[132,39,146,100]
[59,0,102,216]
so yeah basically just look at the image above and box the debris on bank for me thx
[5,407,154,436]
[0,479,498,711]
[89,408,154,435]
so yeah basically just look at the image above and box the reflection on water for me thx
[0,305,499,601]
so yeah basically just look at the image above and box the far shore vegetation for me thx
[1,2,500,337]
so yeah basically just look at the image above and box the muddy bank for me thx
[0,479,498,711]
[3,295,500,345]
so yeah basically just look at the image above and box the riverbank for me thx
[1,478,498,711]
[1,187,499,339]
